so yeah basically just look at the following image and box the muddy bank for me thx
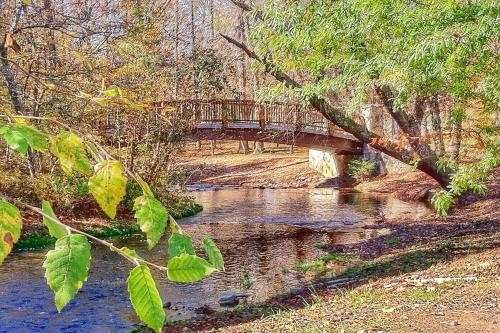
[354,171,440,202]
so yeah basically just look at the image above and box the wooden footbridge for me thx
[154,99,362,154]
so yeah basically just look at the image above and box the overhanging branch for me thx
[219,33,445,181]
[228,0,263,21]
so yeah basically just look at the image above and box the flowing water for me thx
[0,188,430,332]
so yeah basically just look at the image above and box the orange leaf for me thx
[5,34,21,53]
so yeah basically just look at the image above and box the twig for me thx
[21,203,168,272]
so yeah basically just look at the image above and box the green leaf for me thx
[1,124,48,156]
[91,97,108,107]
[133,195,167,249]
[203,238,224,271]
[89,160,127,219]
[127,265,165,333]
[121,246,141,259]
[43,234,91,312]
[168,233,195,259]
[102,87,122,98]
[0,200,22,265]
[169,215,182,234]
[136,175,154,197]
[167,253,216,283]
[42,201,69,239]
[84,142,102,162]
[12,124,48,152]
[2,127,28,155]
[50,131,91,175]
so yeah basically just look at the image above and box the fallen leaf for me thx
[5,34,21,53]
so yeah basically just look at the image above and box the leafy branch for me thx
[0,115,224,332]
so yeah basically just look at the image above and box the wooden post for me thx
[258,105,265,129]
[222,100,228,128]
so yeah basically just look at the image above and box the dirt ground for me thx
[178,141,327,188]
[178,141,443,201]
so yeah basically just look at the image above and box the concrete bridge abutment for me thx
[308,149,351,178]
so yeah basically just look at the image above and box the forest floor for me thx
[178,141,326,189]
[164,149,499,332]
[178,141,439,201]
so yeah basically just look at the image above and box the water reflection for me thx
[0,188,429,332]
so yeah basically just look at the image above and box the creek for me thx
[0,187,429,332]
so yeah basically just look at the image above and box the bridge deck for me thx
[154,99,362,154]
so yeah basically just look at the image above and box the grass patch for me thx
[315,242,328,250]
[385,236,402,245]
[297,252,359,273]
[404,288,440,303]
[339,288,383,307]
[172,202,203,219]
[15,231,56,249]
[322,252,359,262]
[298,259,325,272]
[337,246,454,280]
[86,223,142,238]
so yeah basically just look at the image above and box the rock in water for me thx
[218,291,252,307]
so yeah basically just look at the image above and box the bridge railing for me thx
[154,99,334,134]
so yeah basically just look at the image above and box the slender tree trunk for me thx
[1,4,38,176]
[428,95,445,157]
[174,0,180,98]
[450,120,462,162]
[44,0,58,70]
[209,0,215,41]
[238,140,249,154]
[253,141,264,154]
[236,9,249,153]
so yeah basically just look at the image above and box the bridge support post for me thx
[308,149,348,178]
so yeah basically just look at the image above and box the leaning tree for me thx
[223,0,499,214]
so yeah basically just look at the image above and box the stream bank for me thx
[161,168,499,333]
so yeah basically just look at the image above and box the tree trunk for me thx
[238,140,249,154]
[450,120,462,162]
[236,9,249,154]
[253,141,264,154]
[220,33,451,187]
[174,0,180,98]
[428,95,445,157]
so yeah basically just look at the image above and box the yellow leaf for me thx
[91,97,108,107]
[88,160,127,219]
[45,83,56,90]
[79,92,93,99]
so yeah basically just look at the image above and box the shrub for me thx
[346,158,376,181]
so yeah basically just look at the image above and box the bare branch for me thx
[228,0,263,21]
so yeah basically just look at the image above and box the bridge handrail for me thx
[154,99,335,134]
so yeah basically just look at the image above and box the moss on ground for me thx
[297,252,359,273]
[15,202,203,250]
